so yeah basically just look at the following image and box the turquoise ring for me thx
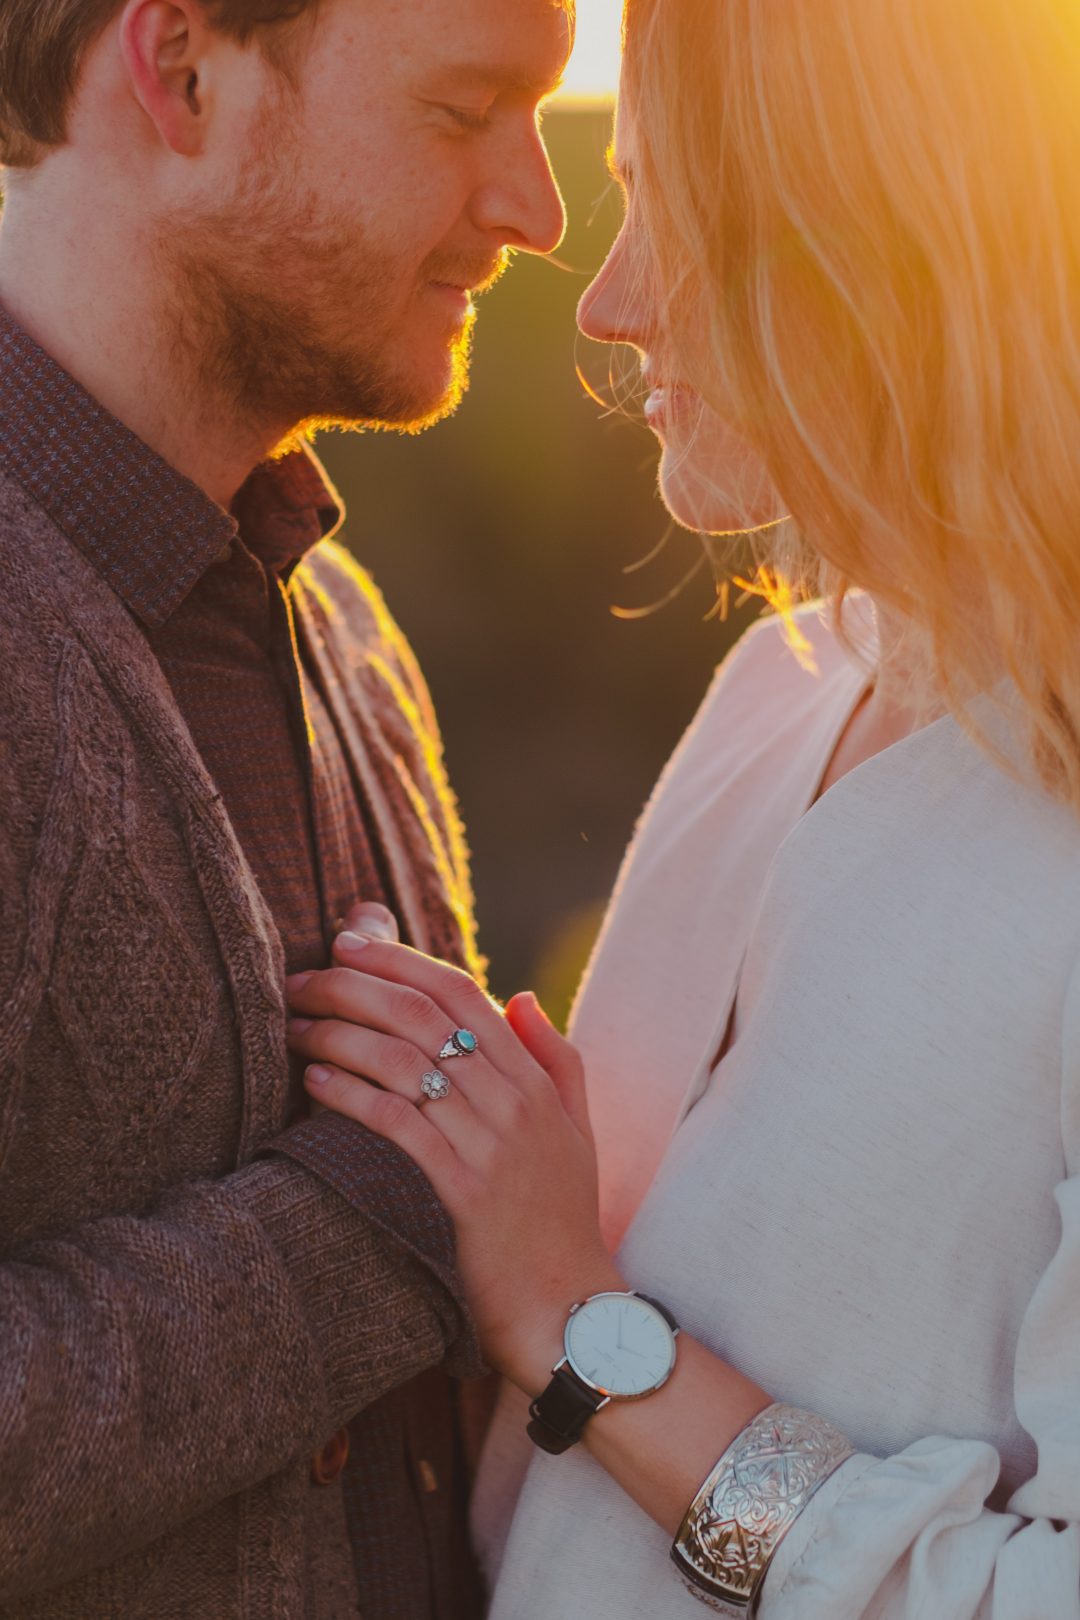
[438,1028,479,1061]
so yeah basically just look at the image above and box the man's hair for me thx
[0,0,318,168]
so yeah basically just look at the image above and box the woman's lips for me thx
[644,383,696,430]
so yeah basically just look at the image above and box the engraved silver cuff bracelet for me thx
[671,1402,855,1616]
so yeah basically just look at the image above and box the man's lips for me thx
[426,282,473,313]
[425,252,508,303]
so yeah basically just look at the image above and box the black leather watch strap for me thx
[527,1365,607,1455]
[527,1293,680,1456]
[637,1293,680,1333]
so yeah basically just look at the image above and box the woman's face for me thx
[578,104,781,536]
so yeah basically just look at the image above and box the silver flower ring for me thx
[419,1069,452,1104]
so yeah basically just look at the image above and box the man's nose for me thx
[474,126,567,257]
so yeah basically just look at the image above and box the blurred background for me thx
[317,12,759,1021]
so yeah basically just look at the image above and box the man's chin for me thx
[368,361,471,437]
[283,326,475,447]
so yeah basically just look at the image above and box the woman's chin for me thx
[658,456,749,535]
[658,445,782,537]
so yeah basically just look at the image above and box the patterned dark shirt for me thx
[0,304,482,1620]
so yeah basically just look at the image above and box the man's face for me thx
[161,0,570,440]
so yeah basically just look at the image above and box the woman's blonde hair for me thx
[623,0,1080,807]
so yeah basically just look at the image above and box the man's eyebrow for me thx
[437,61,568,98]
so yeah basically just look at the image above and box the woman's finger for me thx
[304,1065,463,1207]
[287,1016,448,1097]
[506,992,593,1142]
[286,1016,487,1151]
[286,963,542,1153]
[288,964,456,1067]
[331,934,541,1086]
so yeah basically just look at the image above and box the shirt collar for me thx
[0,302,344,627]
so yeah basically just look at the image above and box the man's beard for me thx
[158,123,500,449]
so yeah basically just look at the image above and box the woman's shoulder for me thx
[714,595,870,699]
[683,597,871,767]
[607,601,869,905]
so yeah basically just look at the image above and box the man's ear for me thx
[119,0,215,157]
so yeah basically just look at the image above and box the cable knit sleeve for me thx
[0,1118,481,1605]
[754,957,1080,1620]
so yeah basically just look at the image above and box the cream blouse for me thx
[472,601,1080,1619]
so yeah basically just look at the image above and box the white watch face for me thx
[564,1293,677,1398]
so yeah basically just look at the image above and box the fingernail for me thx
[354,903,395,927]
[307,1065,332,1086]
[347,904,399,942]
[287,1017,313,1034]
[286,972,313,991]
[336,931,371,956]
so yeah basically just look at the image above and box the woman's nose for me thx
[577,226,648,350]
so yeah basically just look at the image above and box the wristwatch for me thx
[527,1290,680,1455]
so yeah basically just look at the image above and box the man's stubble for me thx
[157,87,485,454]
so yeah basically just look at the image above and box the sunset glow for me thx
[558,0,622,97]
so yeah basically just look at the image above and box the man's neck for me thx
[0,187,282,510]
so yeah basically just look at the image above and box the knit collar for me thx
[0,301,343,627]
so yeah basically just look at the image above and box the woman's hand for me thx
[284,931,624,1392]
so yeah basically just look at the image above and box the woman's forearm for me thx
[585,1334,772,1534]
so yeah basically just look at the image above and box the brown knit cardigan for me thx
[0,467,486,1617]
